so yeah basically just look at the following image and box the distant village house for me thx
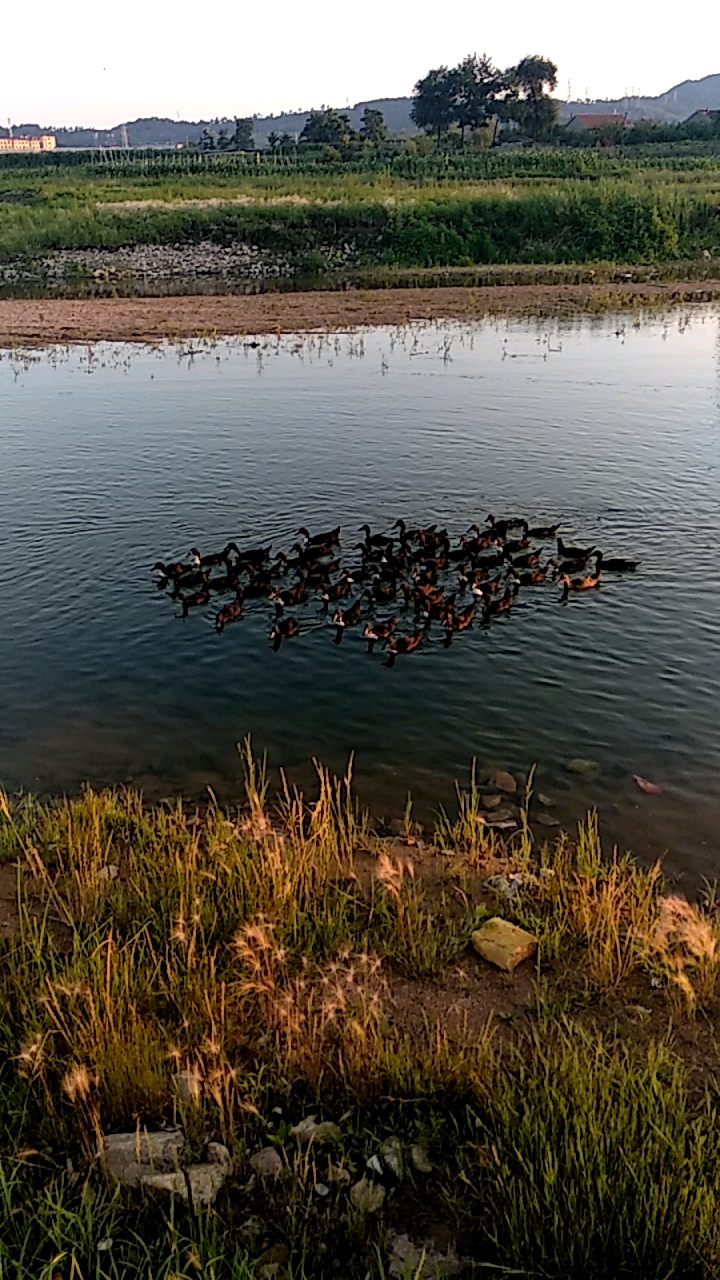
[0,134,57,152]
[684,109,720,125]
[564,113,628,132]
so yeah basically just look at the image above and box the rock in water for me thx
[471,918,537,971]
[536,812,561,827]
[566,758,600,778]
[491,770,517,793]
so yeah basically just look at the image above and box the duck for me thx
[471,574,503,599]
[552,553,595,577]
[383,628,425,666]
[525,522,560,540]
[358,524,392,550]
[208,563,243,592]
[508,548,541,569]
[168,566,209,596]
[363,616,397,652]
[445,602,475,634]
[215,589,244,632]
[270,578,308,610]
[189,543,237,569]
[332,599,363,629]
[483,584,518,616]
[297,525,341,548]
[485,514,526,540]
[557,536,596,560]
[269,616,300,648]
[153,555,200,579]
[234,544,273,571]
[364,580,397,606]
[594,551,639,572]
[178,577,211,617]
[502,536,530,556]
[559,569,601,599]
[319,572,355,603]
[515,561,553,585]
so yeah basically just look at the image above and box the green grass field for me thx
[2,147,720,273]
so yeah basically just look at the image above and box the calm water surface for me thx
[2,310,719,883]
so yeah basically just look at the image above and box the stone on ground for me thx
[389,1233,468,1278]
[250,1146,284,1177]
[471,918,537,971]
[350,1176,386,1213]
[141,1161,228,1207]
[102,1129,185,1187]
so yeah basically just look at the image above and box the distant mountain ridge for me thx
[4,74,720,148]
[560,73,720,123]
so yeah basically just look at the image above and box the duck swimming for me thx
[363,616,397,652]
[269,616,300,648]
[557,536,596,561]
[524,522,560,540]
[559,569,601,599]
[189,543,237,569]
[383,628,425,666]
[297,525,341,548]
[594,551,639,572]
[178,576,211,617]
[215,589,244,632]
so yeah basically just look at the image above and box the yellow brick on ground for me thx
[471,918,538,971]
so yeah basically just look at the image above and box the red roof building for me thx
[565,113,628,131]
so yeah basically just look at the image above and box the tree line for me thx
[411,54,558,143]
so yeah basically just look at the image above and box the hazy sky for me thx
[3,0,719,127]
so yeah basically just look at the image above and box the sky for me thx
[3,0,719,128]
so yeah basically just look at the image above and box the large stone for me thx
[491,770,517,794]
[389,1233,468,1278]
[566,758,600,778]
[141,1162,228,1208]
[350,1176,386,1213]
[290,1116,341,1145]
[102,1129,185,1187]
[250,1146,284,1177]
[471,918,537,972]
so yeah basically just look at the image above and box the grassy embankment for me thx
[2,149,720,278]
[1,745,719,1278]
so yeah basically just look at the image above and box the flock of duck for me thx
[153,516,639,663]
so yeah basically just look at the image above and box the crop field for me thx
[2,147,720,272]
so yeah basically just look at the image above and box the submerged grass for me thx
[0,749,719,1277]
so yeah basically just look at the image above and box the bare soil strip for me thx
[1,280,719,347]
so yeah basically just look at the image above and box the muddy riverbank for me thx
[1,278,720,345]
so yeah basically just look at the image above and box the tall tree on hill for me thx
[359,107,388,145]
[299,109,357,147]
[510,56,559,139]
[233,117,254,150]
[452,53,501,144]
[411,67,456,141]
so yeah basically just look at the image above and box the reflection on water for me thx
[1,309,719,885]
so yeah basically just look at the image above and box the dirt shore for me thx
[1,280,719,346]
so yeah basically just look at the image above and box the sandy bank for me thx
[1,280,719,346]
